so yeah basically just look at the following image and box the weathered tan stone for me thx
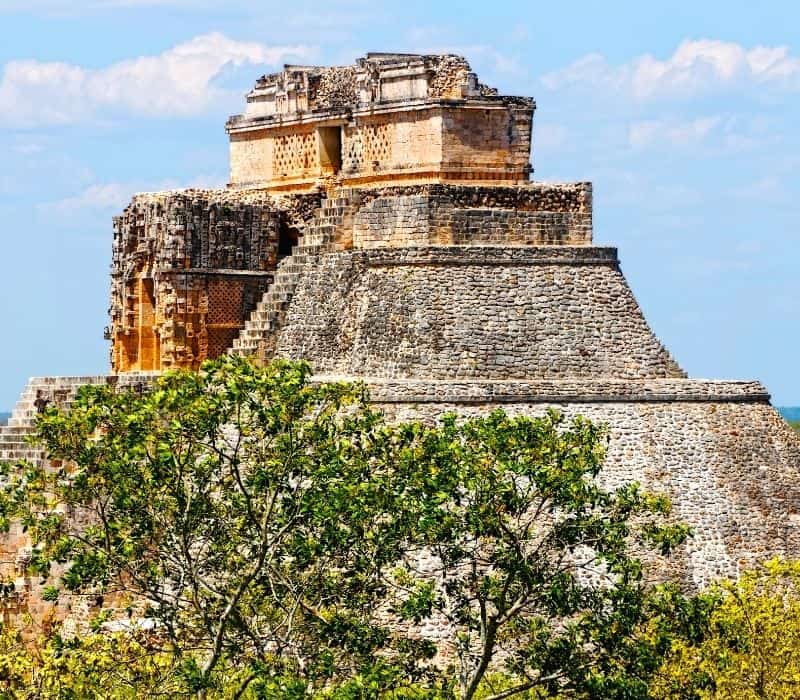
[226,53,533,192]
[108,189,320,372]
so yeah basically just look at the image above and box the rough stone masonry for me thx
[1,52,800,630]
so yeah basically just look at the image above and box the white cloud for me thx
[628,116,721,148]
[731,176,789,203]
[447,45,527,83]
[44,183,133,214]
[402,27,525,82]
[11,139,45,155]
[0,33,312,126]
[542,39,800,100]
[40,175,227,216]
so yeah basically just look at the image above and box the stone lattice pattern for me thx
[272,130,318,179]
[226,53,534,192]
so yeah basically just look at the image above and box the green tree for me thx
[0,357,698,699]
[384,410,696,700]
[1,627,189,699]
[0,623,448,700]
[654,559,800,700]
[0,357,436,698]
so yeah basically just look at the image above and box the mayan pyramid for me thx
[2,54,799,605]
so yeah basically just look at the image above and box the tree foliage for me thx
[0,627,194,699]
[2,357,437,697]
[0,356,699,699]
[383,410,694,700]
[654,559,800,700]
[0,624,449,700]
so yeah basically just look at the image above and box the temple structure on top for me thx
[225,53,534,192]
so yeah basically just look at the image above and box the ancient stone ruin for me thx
[2,53,800,625]
[226,53,532,192]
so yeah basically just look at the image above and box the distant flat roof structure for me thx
[225,53,535,192]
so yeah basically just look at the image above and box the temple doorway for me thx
[278,220,301,258]
[318,126,342,175]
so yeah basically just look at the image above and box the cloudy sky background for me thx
[0,0,798,407]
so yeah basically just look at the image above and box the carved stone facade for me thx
[104,53,800,587]
[106,48,566,375]
[108,189,320,372]
[227,53,533,192]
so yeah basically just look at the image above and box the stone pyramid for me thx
[2,54,799,604]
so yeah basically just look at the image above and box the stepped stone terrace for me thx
[109,181,593,373]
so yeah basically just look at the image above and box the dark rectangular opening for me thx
[318,126,342,175]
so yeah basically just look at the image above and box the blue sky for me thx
[0,0,798,407]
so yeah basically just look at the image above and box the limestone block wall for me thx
[230,105,533,191]
[230,124,319,189]
[366,386,800,589]
[349,183,593,248]
[228,109,460,190]
[273,246,684,380]
[441,104,532,180]
[341,111,443,181]
[229,131,276,188]
[226,53,533,192]
[228,105,532,192]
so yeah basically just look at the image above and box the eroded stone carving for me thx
[227,53,534,191]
